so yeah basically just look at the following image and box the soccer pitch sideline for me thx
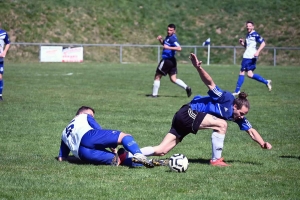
[0,62,299,199]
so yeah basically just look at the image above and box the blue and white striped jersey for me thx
[0,29,10,62]
[162,34,180,59]
[59,114,102,158]
[189,86,252,131]
[243,30,264,59]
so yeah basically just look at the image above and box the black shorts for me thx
[169,104,207,141]
[156,57,177,76]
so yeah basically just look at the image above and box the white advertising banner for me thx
[62,47,83,62]
[40,46,63,62]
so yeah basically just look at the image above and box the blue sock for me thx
[121,135,142,155]
[0,79,3,95]
[235,75,244,92]
[252,74,268,84]
[122,157,143,167]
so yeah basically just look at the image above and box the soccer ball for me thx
[168,154,189,173]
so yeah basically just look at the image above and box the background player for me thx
[233,21,272,96]
[58,106,154,168]
[0,22,11,101]
[150,23,192,98]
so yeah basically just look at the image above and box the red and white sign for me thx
[40,46,63,62]
[62,47,83,62]
[40,46,83,62]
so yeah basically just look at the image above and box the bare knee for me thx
[216,120,228,134]
[118,132,131,143]
[247,71,254,78]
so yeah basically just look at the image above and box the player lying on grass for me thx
[57,106,154,168]
[140,53,272,166]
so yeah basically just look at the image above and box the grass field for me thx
[0,61,299,199]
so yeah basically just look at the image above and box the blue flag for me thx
[202,38,210,46]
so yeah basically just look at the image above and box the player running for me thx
[233,21,272,96]
[150,23,192,98]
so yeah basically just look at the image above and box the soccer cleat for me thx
[266,80,272,91]
[210,157,230,167]
[150,158,169,166]
[232,91,240,96]
[110,153,119,166]
[186,86,192,97]
[0,96,2,101]
[132,153,154,168]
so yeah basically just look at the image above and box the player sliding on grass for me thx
[141,53,272,167]
[58,106,154,168]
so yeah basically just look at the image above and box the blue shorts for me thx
[240,58,257,72]
[78,129,121,165]
[0,61,4,75]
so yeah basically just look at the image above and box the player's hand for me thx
[189,53,202,69]
[157,35,162,40]
[261,142,272,149]
[58,157,66,161]
[239,38,244,43]
[110,148,117,154]
[254,51,260,57]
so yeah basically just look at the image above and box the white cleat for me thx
[232,91,240,96]
[132,153,154,168]
[267,80,272,91]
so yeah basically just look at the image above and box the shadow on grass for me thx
[188,158,263,165]
[55,156,89,165]
[279,155,300,160]
[144,94,183,98]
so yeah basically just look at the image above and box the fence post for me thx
[157,46,160,63]
[233,47,236,65]
[120,45,122,63]
[274,48,276,66]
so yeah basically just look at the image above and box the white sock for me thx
[153,80,160,96]
[175,79,187,89]
[127,146,155,158]
[211,132,225,161]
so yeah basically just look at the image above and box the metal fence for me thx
[10,42,300,66]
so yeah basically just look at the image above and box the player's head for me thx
[245,21,254,33]
[167,24,176,36]
[233,92,250,120]
[76,106,95,117]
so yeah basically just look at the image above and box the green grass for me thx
[0,61,299,199]
[1,0,300,64]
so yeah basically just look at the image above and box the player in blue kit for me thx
[233,21,272,96]
[150,24,192,98]
[142,53,272,167]
[0,23,11,101]
[58,106,154,168]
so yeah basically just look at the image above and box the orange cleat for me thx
[210,157,230,167]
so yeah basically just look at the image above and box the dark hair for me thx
[246,21,254,25]
[233,92,250,109]
[76,106,95,115]
[168,24,176,29]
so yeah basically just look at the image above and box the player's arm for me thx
[254,41,265,57]
[58,140,70,161]
[163,45,181,51]
[239,38,246,48]
[246,128,272,149]
[157,35,164,45]
[0,43,10,57]
[189,53,216,90]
